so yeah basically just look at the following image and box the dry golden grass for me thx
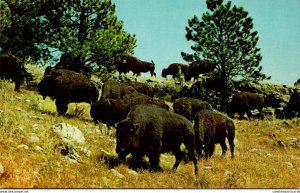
[0,78,300,189]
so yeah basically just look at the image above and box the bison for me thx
[173,97,212,121]
[91,92,169,126]
[194,110,235,159]
[38,67,99,115]
[285,89,300,118]
[100,80,138,101]
[115,55,156,77]
[123,81,154,97]
[0,53,33,91]
[55,53,92,78]
[161,63,189,80]
[116,104,198,175]
[226,92,264,120]
[185,61,215,81]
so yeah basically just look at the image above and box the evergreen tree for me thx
[182,0,270,109]
[0,0,136,73]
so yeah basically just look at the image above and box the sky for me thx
[112,0,300,86]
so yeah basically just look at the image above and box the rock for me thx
[17,144,29,150]
[34,146,43,152]
[249,148,260,154]
[289,138,300,148]
[52,123,85,146]
[28,134,40,143]
[54,143,83,163]
[277,141,286,149]
[0,163,4,175]
[224,170,234,178]
[127,169,139,177]
[203,165,213,170]
[32,124,42,131]
[110,169,124,179]
[284,162,294,169]
[281,121,292,128]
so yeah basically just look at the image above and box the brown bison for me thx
[90,92,169,126]
[55,53,92,78]
[115,55,156,77]
[285,89,300,118]
[38,67,99,115]
[100,80,138,101]
[185,61,215,81]
[123,81,154,97]
[161,63,189,79]
[173,97,212,121]
[194,110,235,159]
[116,104,198,175]
[226,92,264,120]
[0,53,33,91]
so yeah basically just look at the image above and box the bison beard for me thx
[116,104,199,175]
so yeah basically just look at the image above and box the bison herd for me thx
[1,52,300,175]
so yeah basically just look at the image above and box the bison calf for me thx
[194,110,235,159]
[116,104,199,175]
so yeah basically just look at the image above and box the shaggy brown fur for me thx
[194,110,235,159]
[90,92,168,126]
[0,53,33,91]
[123,81,154,97]
[186,61,215,81]
[226,92,264,120]
[161,63,189,79]
[116,104,198,175]
[173,97,212,121]
[38,67,99,115]
[115,55,156,77]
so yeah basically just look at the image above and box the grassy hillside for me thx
[0,70,299,188]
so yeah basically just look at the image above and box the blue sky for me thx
[112,0,300,86]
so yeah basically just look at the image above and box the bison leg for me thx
[184,141,199,175]
[148,153,163,172]
[204,140,215,159]
[55,100,68,115]
[171,146,184,173]
[219,138,228,157]
[228,138,235,159]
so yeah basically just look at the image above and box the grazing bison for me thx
[161,63,189,79]
[100,80,138,101]
[116,104,198,175]
[123,81,154,97]
[91,92,169,126]
[194,110,235,159]
[185,61,215,81]
[173,97,212,121]
[226,92,264,120]
[115,55,156,77]
[38,67,99,115]
[0,53,33,91]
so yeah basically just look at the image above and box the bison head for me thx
[116,120,139,162]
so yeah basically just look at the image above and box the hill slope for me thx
[0,75,300,188]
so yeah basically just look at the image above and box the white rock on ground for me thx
[52,123,85,146]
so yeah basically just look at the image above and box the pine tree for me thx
[182,0,270,109]
[0,0,136,73]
